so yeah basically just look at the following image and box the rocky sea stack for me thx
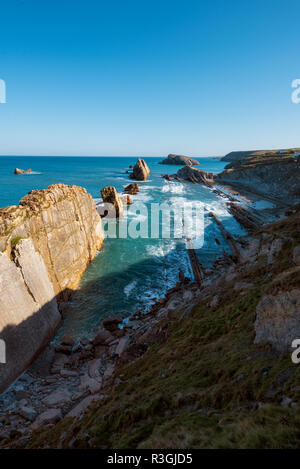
[101,186,124,218]
[130,158,150,181]
[160,154,200,166]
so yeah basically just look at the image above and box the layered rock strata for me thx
[0,183,104,392]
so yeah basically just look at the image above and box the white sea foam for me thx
[124,280,137,297]
[161,182,186,194]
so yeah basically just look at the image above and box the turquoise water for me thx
[0,156,244,338]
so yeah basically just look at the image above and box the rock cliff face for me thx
[159,154,200,166]
[130,158,150,181]
[216,159,300,203]
[0,184,104,300]
[0,184,104,392]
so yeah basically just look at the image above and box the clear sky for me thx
[0,0,299,156]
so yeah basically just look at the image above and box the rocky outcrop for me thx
[124,183,139,195]
[176,166,214,186]
[130,158,150,181]
[159,154,200,166]
[216,159,300,204]
[14,168,32,175]
[101,186,123,218]
[254,290,300,352]
[0,184,104,300]
[0,184,104,392]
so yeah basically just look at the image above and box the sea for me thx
[0,156,246,339]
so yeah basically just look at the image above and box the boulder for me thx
[18,405,37,422]
[102,314,123,332]
[42,389,71,408]
[293,245,300,266]
[66,395,103,418]
[33,409,62,428]
[92,329,114,346]
[124,183,140,195]
[159,154,200,166]
[79,373,102,394]
[100,186,123,218]
[254,289,300,352]
[130,158,150,181]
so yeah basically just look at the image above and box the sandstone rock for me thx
[66,395,103,418]
[0,239,61,394]
[55,345,72,355]
[60,369,78,378]
[254,289,300,352]
[79,374,102,394]
[100,186,123,218]
[293,245,300,266]
[60,335,75,346]
[18,405,37,422]
[92,329,114,346]
[51,354,70,374]
[88,358,102,380]
[42,389,71,408]
[115,336,129,357]
[102,315,123,332]
[175,166,214,186]
[130,158,150,181]
[33,409,62,428]
[103,363,115,381]
[14,168,32,175]
[159,154,200,166]
[120,194,132,206]
[124,183,140,195]
[0,183,104,393]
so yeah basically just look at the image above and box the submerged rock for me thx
[159,154,200,166]
[130,158,150,181]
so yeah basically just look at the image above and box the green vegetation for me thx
[10,237,24,249]
[26,207,300,449]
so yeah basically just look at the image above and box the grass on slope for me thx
[26,210,300,449]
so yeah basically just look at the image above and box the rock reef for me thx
[14,168,32,175]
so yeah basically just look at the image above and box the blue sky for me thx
[0,0,299,156]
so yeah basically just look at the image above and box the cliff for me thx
[0,184,104,392]
[0,183,104,300]
[216,158,300,204]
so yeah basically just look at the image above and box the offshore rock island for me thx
[0,151,300,449]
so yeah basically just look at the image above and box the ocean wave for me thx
[124,280,137,297]
[161,182,186,194]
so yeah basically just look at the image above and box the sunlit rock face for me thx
[0,184,104,392]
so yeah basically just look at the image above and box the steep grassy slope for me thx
[24,207,300,449]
